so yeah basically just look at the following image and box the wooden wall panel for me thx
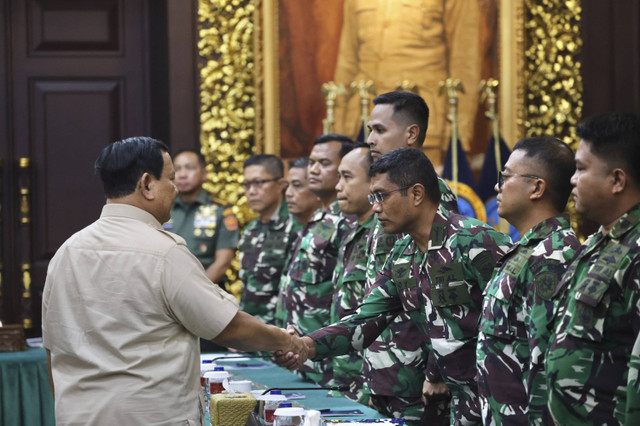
[581,0,640,116]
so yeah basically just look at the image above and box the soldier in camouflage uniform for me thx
[277,148,511,425]
[278,134,355,385]
[546,113,640,424]
[364,91,457,424]
[329,143,375,404]
[475,137,580,425]
[166,149,238,284]
[284,157,321,228]
[239,155,301,325]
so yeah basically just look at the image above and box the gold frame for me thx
[499,0,525,147]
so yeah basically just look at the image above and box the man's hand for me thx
[422,379,450,406]
[272,325,315,370]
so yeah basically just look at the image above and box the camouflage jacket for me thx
[362,177,459,398]
[279,200,355,332]
[329,213,375,403]
[546,203,640,425]
[238,200,301,324]
[309,206,511,402]
[278,200,355,384]
[476,214,579,425]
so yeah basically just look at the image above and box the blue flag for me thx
[478,134,520,241]
[441,137,478,192]
[441,137,485,220]
[477,135,511,202]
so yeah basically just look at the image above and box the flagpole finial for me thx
[350,80,376,140]
[439,78,465,194]
[321,82,347,134]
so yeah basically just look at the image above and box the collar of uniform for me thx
[427,205,449,250]
[606,202,640,240]
[518,213,571,246]
[267,198,290,230]
[307,199,341,226]
[344,212,376,246]
[174,189,210,209]
[100,203,162,230]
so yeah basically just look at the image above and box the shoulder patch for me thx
[223,215,238,231]
[471,251,496,282]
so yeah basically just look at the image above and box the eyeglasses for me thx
[497,170,540,188]
[241,177,280,190]
[368,184,415,205]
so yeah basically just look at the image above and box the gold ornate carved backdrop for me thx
[500,0,583,148]
[198,0,258,296]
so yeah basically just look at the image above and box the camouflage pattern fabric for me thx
[437,177,459,214]
[238,200,301,325]
[369,394,426,426]
[546,203,640,424]
[362,176,457,419]
[308,206,511,424]
[476,214,579,425]
[329,214,375,404]
[279,199,355,385]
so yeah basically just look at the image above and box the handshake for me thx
[272,325,316,370]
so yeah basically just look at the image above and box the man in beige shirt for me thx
[42,137,306,426]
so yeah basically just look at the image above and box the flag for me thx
[441,136,485,221]
[478,134,520,241]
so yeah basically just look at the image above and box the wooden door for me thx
[0,0,152,334]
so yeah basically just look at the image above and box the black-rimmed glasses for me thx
[368,184,415,205]
[241,177,281,190]
[497,170,540,188]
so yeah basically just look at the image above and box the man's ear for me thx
[611,168,627,195]
[140,172,154,200]
[406,124,420,148]
[411,183,425,206]
[530,178,546,201]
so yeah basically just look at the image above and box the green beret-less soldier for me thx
[165,150,238,284]
[239,155,301,325]
[475,137,580,425]
[546,113,640,424]
[363,90,458,425]
[329,144,375,404]
[278,134,355,385]
[277,149,511,424]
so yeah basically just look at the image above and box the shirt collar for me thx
[605,202,640,240]
[518,213,571,246]
[100,203,162,230]
[174,189,210,208]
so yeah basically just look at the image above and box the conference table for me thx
[0,348,384,425]
[0,348,55,426]
[209,354,385,422]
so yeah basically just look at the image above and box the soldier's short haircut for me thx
[95,136,169,199]
[513,137,575,211]
[369,147,440,204]
[314,133,355,158]
[373,91,430,147]
[174,148,206,168]
[243,154,284,178]
[352,142,373,175]
[288,157,310,170]
[576,112,640,185]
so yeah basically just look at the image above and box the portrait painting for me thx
[269,0,500,163]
